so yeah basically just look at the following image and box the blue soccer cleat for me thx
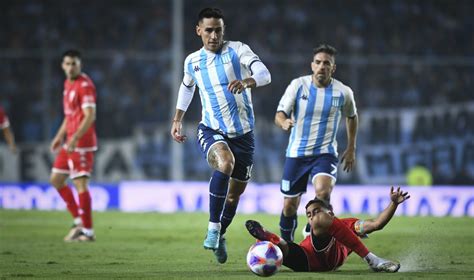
[203,228,220,250]
[214,237,228,263]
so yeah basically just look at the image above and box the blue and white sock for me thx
[279,212,297,241]
[220,202,238,235]
[209,170,230,223]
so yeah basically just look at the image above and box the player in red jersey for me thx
[0,106,16,153]
[50,50,97,242]
[246,186,410,273]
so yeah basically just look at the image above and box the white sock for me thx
[73,217,82,226]
[82,228,94,236]
[364,252,379,265]
[208,222,221,231]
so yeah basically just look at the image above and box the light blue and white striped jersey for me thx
[183,41,260,138]
[277,76,357,158]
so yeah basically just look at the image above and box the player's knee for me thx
[218,155,235,174]
[50,174,63,188]
[316,189,331,201]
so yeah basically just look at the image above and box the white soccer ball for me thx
[246,241,283,277]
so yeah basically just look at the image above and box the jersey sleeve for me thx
[342,86,357,117]
[183,55,196,87]
[277,79,299,116]
[78,81,97,109]
[236,42,260,69]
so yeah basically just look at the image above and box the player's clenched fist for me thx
[227,79,248,94]
[281,119,294,131]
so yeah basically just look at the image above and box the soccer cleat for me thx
[245,220,281,245]
[64,225,83,242]
[70,231,96,242]
[368,257,400,273]
[203,229,220,250]
[214,237,228,264]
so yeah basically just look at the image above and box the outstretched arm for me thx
[361,186,410,234]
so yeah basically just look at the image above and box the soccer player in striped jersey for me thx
[170,8,271,263]
[275,44,358,241]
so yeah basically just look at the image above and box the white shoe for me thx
[64,225,82,242]
[369,258,400,273]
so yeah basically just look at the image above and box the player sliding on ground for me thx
[246,186,410,273]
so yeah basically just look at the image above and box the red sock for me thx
[78,191,93,229]
[327,217,369,258]
[57,186,79,218]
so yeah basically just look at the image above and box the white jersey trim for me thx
[52,168,70,175]
[63,144,98,152]
[81,103,96,109]
[0,120,10,129]
[281,191,306,198]
[70,171,91,179]
[311,173,337,185]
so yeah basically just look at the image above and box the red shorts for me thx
[52,148,95,179]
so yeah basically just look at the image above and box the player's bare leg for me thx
[280,195,301,241]
[204,143,234,251]
[302,174,335,237]
[70,176,95,242]
[312,174,335,203]
[51,172,82,241]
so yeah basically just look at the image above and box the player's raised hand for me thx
[281,119,294,131]
[340,147,356,172]
[390,186,410,205]
[227,79,247,94]
[171,120,187,143]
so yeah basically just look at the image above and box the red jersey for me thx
[299,218,362,272]
[63,73,97,151]
[0,107,10,129]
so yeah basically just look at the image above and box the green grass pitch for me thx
[1,210,473,279]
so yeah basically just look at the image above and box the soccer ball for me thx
[246,241,283,277]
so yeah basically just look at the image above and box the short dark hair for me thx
[62,49,81,60]
[198,7,224,23]
[313,44,337,58]
[305,197,332,211]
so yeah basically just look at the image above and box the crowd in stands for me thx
[1,0,473,184]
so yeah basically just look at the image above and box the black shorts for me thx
[283,242,309,272]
